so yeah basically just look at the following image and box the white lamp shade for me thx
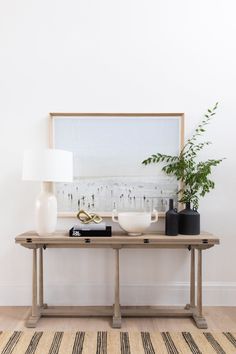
[22,149,73,182]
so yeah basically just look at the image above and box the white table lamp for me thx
[22,149,73,236]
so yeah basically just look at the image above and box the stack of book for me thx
[69,222,112,237]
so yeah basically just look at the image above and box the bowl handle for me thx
[112,209,119,223]
[151,209,158,223]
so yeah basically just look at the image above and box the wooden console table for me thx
[15,231,219,329]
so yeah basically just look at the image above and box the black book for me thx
[69,226,112,237]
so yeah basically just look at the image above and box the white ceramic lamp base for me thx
[35,182,57,236]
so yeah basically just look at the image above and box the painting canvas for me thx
[50,114,184,216]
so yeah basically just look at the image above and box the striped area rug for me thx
[0,331,236,354]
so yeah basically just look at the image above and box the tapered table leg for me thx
[193,248,207,329]
[25,248,41,328]
[112,248,122,328]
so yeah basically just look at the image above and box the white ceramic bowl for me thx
[112,210,158,236]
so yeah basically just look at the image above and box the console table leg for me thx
[25,248,41,328]
[197,249,202,317]
[39,247,44,308]
[32,248,38,317]
[193,249,207,329]
[112,248,122,328]
[185,248,195,310]
[38,248,47,309]
[190,248,195,307]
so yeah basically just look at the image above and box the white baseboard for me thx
[1,282,236,306]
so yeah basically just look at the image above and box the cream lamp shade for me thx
[22,149,73,182]
[22,149,73,236]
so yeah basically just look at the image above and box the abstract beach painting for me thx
[50,114,184,215]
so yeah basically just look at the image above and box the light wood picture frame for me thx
[49,113,184,217]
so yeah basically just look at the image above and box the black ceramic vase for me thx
[178,202,200,235]
[165,199,179,236]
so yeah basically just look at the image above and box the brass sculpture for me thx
[77,209,103,224]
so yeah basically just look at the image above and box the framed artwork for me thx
[50,113,184,217]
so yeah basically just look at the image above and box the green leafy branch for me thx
[142,103,224,209]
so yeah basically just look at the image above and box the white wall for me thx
[0,0,236,306]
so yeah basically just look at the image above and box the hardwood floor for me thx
[0,307,236,331]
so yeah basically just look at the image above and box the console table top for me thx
[15,231,220,249]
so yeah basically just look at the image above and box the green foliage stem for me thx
[142,103,224,209]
